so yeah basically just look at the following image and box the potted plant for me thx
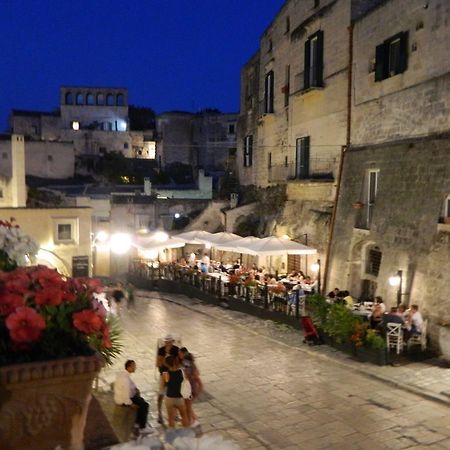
[0,221,121,450]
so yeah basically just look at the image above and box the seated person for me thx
[114,360,153,434]
[342,290,354,308]
[382,306,404,326]
[370,296,385,328]
[409,304,423,335]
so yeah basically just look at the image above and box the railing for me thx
[128,262,308,320]
[268,158,337,183]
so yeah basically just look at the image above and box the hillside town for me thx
[1,1,450,449]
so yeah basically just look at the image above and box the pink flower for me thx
[0,293,24,316]
[34,287,63,306]
[30,266,65,288]
[5,306,46,343]
[73,309,103,334]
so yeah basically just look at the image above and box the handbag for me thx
[180,369,192,399]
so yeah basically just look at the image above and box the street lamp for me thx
[389,269,403,306]
[310,259,321,295]
[110,233,132,255]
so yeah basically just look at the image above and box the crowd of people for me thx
[113,334,203,435]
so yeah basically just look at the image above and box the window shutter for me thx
[249,141,253,167]
[304,39,310,89]
[243,138,247,166]
[316,30,324,87]
[374,43,385,81]
[398,31,408,74]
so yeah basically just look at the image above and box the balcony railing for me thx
[268,158,337,183]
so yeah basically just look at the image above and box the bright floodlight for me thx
[281,234,290,240]
[72,121,80,131]
[110,233,131,255]
[154,231,169,242]
[310,262,320,272]
[389,275,401,287]
[95,231,109,243]
[205,242,211,250]
[174,213,181,219]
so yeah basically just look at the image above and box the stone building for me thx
[157,110,238,174]
[327,0,450,357]
[236,0,379,271]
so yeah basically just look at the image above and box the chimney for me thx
[144,177,152,196]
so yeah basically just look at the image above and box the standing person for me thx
[156,335,179,424]
[126,282,135,309]
[114,360,153,434]
[182,352,203,427]
[162,355,189,428]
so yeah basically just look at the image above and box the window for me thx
[284,65,290,107]
[117,94,124,106]
[268,39,273,52]
[243,135,253,167]
[124,142,129,149]
[86,93,94,105]
[57,224,72,241]
[268,152,272,169]
[65,92,73,105]
[264,71,274,113]
[47,155,53,162]
[32,125,38,134]
[106,94,114,106]
[96,93,104,105]
[71,121,80,131]
[295,136,310,179]
[366,246,382,276]
[367,170,378,226]
[228,124,235,134]
[0,188,3,198]
[76,93,84,105]
[304,30,324,89]
[284,156,288,167]
[375,32,408,81]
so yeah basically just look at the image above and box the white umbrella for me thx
[133,235,186,251]
[175,230,215,244]
[240,236,316,256]
[207,232,242,247]
[215,236,262,253]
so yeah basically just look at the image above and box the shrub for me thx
[323,303,362,343]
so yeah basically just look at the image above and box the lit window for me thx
[375,32,408,81]
[72,121,80,131]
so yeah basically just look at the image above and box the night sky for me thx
[0,0,285,131]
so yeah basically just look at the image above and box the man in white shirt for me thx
[114,360,152,434]
[410,304,423,335]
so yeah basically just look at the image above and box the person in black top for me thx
[162,355,189,428]
[156,335,179,424]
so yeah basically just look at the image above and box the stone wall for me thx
[25,141,74,179]
[328,135,450,357]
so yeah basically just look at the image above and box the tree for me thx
[129,105,156,131]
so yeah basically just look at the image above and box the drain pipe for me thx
[322,23,353,295]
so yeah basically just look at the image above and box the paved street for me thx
[98,291,450,450]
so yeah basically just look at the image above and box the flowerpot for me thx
[0,352,104,450]
[355,346,388,366]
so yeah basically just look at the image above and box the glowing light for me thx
[110,233,131,255]
[154,231,169,242]
[95,231,109,243]
[142,249,158,260]
[310,262,320,272]
[281,234,290,240]
[205,243,211,250]
[174,213,181,219]
[389,275,401,287]
[72,121,80,131]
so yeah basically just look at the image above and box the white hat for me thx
[164,334,174,342]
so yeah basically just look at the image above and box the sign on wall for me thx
[72,255,89,277]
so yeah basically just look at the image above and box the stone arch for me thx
[106,93,114,106]
[86,93,94,105]
[65,92,73,105]
[116,93,124,106]
[76,93,84,105]
[96,93,104,105]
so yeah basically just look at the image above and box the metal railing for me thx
[268,158,337,183]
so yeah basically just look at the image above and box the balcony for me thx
[268,158,336,183]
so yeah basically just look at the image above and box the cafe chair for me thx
[386,322,404,355]
[408,319,427,351]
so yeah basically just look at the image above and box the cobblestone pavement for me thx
[98,291,450,450]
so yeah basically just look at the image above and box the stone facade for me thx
[157,111,237,173]
[328,0,450,357]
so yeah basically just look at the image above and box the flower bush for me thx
[228,274,241,285]
[268,283,287,295]
[0,219,39,271]
[0,265,121,365]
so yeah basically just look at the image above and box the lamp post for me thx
[389,269,403,306]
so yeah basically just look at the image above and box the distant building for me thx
[157,110,238,175]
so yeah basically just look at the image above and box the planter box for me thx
[354,346,388,366]
[0,353,103,450]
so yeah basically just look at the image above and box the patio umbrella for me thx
[206,232,242,247]
[215,236,262,253]
[240,236,317,256]
[133,235,186,252]
[174,230,215,244]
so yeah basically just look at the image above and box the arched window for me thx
[116,94,124,106]
[96,93,104,105]
[366,245,382,277]
[86,93,94,105]
[65,92,73,105]
[76,93,84,105]
[106,94,114,106]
